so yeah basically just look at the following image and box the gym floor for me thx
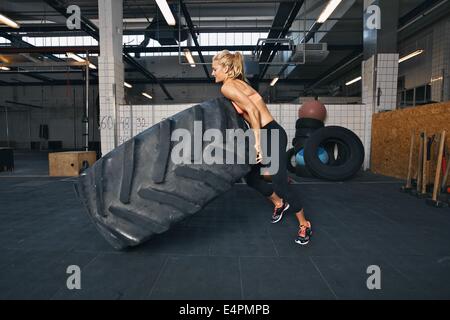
[1,152,450,299]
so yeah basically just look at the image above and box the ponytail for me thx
[213,50,247,81]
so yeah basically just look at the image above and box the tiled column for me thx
[363,0,399,59]
[98,0,124,156]
[362,56,376,170]
[431,18,450,102]
[375,53,399,112]
[362,0,399,170]
[361,53,399,170]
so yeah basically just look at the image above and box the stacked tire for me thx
[289,118,325,177]
[287,120,364,181]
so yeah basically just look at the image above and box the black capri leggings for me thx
[245,120,303,213]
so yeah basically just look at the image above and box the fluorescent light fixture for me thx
[67,52,96,69]
[66,52,85,62]
[431,76,443,83]
[0,66,10,71]
[270,77,279,86]
[142,92,153,99]
[0,55,10,63]
[155,0,176,26]
[183,49,196,67]
[317,0,343,23]
[0,13,20,28]
[345,76,362,86]
[124,82,132,88]
[398,49,424,63]
[16,19,54,24]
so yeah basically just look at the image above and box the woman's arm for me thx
[221,83,262,163]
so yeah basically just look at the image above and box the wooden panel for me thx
[371,102,450,179]
[49,151,97,177]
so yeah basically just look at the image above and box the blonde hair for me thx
[213,50,246,81]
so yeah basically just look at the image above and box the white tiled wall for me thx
[362,56,376,170]
[297,96,362,104]
[268,104,367,154]
[98,0,125,156]
[360,53,399,170]
[118,103,191,139]
[117,102,369,163]
[375,53,399,112]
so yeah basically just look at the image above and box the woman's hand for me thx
[255,144,263,164]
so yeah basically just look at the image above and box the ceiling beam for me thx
[42,0,173,100]
[180,0,211,79]
[256,2,297,69]
[0,31,65,83]
[307,51,363,90]
[278,0,357,81]
[0,78,314,86]
[0,44,361,55]
[258,0,304,80]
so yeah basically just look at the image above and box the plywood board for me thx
[49,151,97,177]
[371,102,450,181]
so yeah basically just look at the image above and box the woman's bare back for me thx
[229,79,274,127]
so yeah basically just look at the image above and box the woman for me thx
[211,50,312,245]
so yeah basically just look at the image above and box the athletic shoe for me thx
[295,221,312,245]
[271,201,290,224]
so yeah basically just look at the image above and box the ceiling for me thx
[0,0,447,98]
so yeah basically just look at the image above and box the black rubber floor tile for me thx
[383,255,450,299]
[239,256,336,299]
[134,226,212,256]
[310,255,420,299]
[149,256,241,300]
[209,227,277,257]
[270,225,346,257]
[0,250,96,299]
[53,253,166,300]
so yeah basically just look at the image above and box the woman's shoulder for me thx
[225,79,255,93]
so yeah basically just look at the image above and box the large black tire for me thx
[75,98,251,250]
[293,127,320,152]
[295,118,324,130]
[303,126,364,181]
[295,126,319,138]
[293,136,309,153]
[286,148,297,173]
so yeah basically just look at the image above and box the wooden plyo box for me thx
[49,151,97,177]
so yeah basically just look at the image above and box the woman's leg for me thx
[245,164,274,198]
[267,123,302,212]
[266,123,312,244]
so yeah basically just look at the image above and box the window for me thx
[415,86,425,104]
[405,89,414,106]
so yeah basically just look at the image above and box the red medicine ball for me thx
[298,100,327,121]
